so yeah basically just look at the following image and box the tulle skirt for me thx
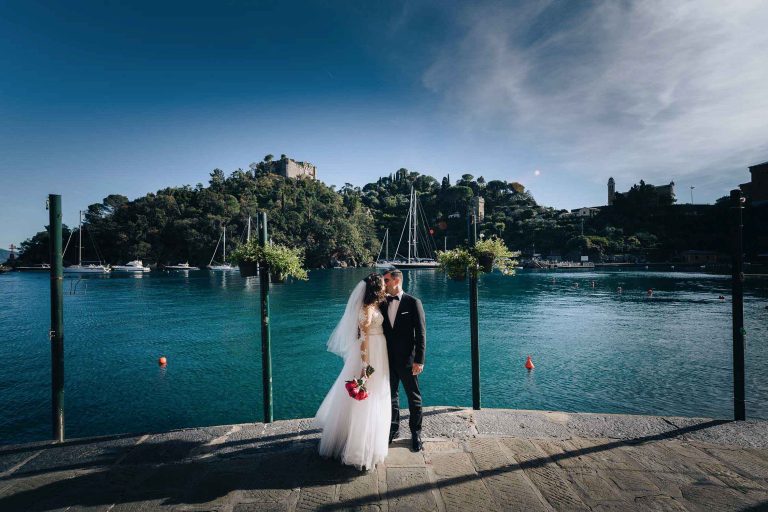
[313,332,391,470]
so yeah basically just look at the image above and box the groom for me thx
[381,269,426,452]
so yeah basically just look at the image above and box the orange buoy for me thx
[158,356,167,366]
[525,355,535,370]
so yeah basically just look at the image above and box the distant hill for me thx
[0,248,10,263]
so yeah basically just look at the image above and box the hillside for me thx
[13,156,762,267]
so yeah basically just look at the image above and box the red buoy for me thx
[158,356,167,366]
[525,355,534,370]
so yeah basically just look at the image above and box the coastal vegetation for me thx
[9,157,762,268]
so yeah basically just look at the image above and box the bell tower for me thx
[608,177,616,206]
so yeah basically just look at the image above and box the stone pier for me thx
[2,407,768,511]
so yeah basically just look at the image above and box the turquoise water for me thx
[1,269,767,445]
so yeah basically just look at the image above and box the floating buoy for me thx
[719,295,725,300]
[647,288,653,296]
[591,281,595,288]
[525,355,535,370]
[617,286,622,294]
[158,356,167,366]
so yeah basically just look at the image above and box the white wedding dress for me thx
[314,306,391,470]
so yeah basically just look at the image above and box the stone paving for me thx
[2,407,768,511]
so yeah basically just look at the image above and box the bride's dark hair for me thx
[362,273,386,307]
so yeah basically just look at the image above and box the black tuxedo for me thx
[380,293,426,435]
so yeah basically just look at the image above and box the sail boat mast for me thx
[223,226,226,263]
[78,210,82,266]
[407,188,411,263]
[390,185,438,268]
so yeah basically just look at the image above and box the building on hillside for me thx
[471,196,485,222]
[739,161,768,205]
[608,177,675,206]
[269,155,317,179]
[570,207,600,217]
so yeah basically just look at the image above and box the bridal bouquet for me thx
[345,364,375,401]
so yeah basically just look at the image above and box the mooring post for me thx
[468,211,480,410]
[258,212,274,423]
[730,189,746,421]
[48,194,64,441]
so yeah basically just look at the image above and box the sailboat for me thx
[64,211,110,274]
[392,186,439,269]
[207,225,237,271]
[375,228,395,269]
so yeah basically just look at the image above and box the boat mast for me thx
[247,217,251,243]
[78,210,82,266]
[385,228,389,261]
[223,226,226,263]
[411,187,418,262]
[407,188,412,263]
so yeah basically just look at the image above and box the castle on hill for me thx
[253,155,317,179]
[607,177,675,206]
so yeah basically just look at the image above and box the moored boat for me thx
[63,210,110,274]
[111,260,151,273]
[391,186,439,270]
[165,262,200,271]
[207,226,238,271]
[15,263,51,272]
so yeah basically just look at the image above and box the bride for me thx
[314,273,391,470]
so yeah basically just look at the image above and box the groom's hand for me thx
[412,363,424,376]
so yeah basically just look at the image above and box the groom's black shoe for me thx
[411,432,423,452]
[389,430,399,445]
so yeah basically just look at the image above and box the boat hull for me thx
[64,265,110,274]
[393,261,439,269]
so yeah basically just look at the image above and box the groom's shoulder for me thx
[403,292,422,304]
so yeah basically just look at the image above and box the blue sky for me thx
[2,0,767,249]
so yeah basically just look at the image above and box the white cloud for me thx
[422,0,768,197]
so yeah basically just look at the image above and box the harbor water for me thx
[1,268,767,445]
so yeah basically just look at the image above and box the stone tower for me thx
[608,177,615,206]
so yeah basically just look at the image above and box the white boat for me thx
[112,260,151,273]
[166,262,200,271]
[207,226,237,271]
[392,186,439,269]
[16,263,51,272]
[64,210,110,274]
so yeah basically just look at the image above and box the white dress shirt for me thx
[387,290,404,327]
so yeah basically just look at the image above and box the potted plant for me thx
[229,239,261,277]
[259,243,309,283]
[474,236,514,273]
[230,240,309,282]
[437,238,520,280]
[230,239,261,277]
[437,248,476,280]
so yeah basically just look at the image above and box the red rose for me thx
[345,380,359,397]
[355,390,368,400]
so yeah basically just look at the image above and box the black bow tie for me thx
[386,295,400,303]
